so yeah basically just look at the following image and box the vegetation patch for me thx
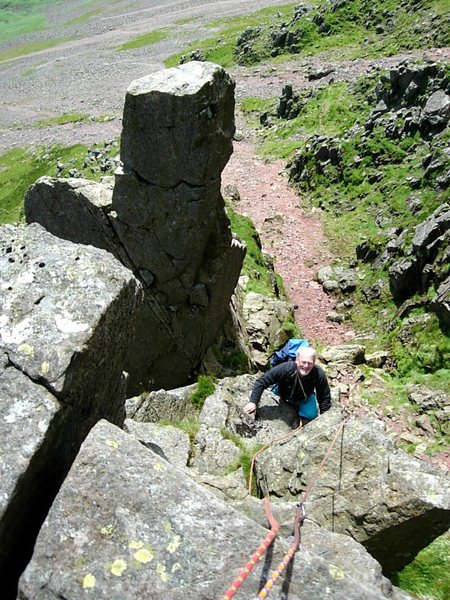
[164,1,449,69]
[0,37,70,62]
[392,532,450,600]
[116,28,170,51]
[220,428,263,493]
[225,204,278,296]
[64,7,103,27]
[189,375,216,409]
[33,112,90,127]
[0,0,67,43]
[163,3,298,68]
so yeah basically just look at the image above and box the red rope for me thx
[223,414,350,599]
[257,503,305,599]
[221,497,279,600]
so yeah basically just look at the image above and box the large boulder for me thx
[412,203,450,257]
[0,223,142,597]
[253,409,450,574]
[24,177,117,254]
[420,89,450,129]
[125,384,198,423]
[19,420,412,600]
[242,290,294,368]
[120,61,235,187]
[25,62,245,394]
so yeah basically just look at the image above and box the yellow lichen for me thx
[100,524,114,536]
[167,535,181,554]
[134,548,154,564]
[129,540,144,550]
[74,556,88,570]
[156,562,169,582]
[82,573,96,589]
[41,361,50,374]
[18,343,34,357]
[110,559,127,577]
[328,564,346,580]
[163,521,172,533]
[105,439,120,449]
[153,462,166,472]
[171,563,182,573]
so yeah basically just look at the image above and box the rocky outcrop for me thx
[121,372,449,578]
[242,289,295,368]
[253,409,450,574]
[25,61,245,394]
[406,384,450,436]
[0,223,142,598]
[19,419,413,600]
[388,203,450,301]
[431,275,450,328]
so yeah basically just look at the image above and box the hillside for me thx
[0,1,449,597]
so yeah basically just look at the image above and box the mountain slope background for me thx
[0,1,449,597]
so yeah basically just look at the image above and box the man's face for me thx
[296,352,315,377]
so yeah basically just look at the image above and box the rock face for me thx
[19,419,412,600]
[121,61,235,187]
[388,203,450,302]
[253,409,450,574]
[0,223,142,597]
[25,61,245,394]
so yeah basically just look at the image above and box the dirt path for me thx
[223,137,351,346]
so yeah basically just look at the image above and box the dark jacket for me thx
[250,361,331,414]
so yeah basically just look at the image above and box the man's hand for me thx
[243,402,257,415]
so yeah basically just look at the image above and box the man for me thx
[243,346,331,426]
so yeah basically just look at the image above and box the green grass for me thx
[17,112,116,128]
[157,417,200,447]
[240,81,371,161]
[116,28,169,51]
[163,0,449,70]
[225,204,277,296]
[33,112,90,127]
[392,532,450,600]
[0,0,67,43]
[64,7,102,27]
[220,428,263,491]
[189,375,216,409]
[0,37,70,62]
[0,140,120,225]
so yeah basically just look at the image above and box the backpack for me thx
[270,338,310,367]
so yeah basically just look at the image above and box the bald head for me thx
[295,346,316,377]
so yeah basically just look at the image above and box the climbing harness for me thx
[222,414,350,599]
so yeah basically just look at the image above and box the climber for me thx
[242,346,331,426]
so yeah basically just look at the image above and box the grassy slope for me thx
[0,0,66,43]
